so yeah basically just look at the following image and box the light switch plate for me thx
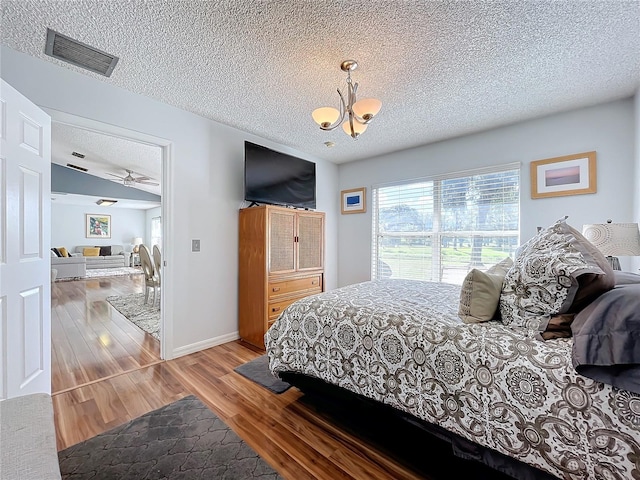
[192,239,200,252]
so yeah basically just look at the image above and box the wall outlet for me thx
[192,239,200,252]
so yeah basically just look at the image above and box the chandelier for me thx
[312,60,382,139]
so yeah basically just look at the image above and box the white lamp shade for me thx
[343,119,368,137]
[312,107,340,127]
[132,237,143,245]
[582,223,640,256]
[352,98,382,120]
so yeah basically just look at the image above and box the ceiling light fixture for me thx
[312,60,382,140]
[96,199,118,206]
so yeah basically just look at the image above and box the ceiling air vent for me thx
[45,28,119,77]
[66,163,88,172]
[71,151,85,158]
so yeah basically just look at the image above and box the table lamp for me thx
[132,237,143,253]
[582,221,640,270]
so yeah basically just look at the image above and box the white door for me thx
[0,79,52,399]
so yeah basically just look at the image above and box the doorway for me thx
[46,108,171,393]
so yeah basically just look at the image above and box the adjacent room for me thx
[1,2,639,480]
[49,121,164,394]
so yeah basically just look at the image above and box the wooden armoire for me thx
[238,204,325,349]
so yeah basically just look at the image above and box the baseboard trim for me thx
[171,332,240,359]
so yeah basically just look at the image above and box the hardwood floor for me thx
[51,273,160,393]
[51,277,513,479]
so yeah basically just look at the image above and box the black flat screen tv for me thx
[244,141,316,209]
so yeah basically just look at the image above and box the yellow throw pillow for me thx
[58,247,69,257]
[83,247,101,257]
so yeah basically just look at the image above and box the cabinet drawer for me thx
[268,275,322,299]
[268,292,318,320]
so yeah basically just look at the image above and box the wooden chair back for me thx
[139,244,155,281]
[152,245,161,282]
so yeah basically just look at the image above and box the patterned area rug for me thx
[106,292,160,340]
[85,266,143,278]
[58,395,283,479]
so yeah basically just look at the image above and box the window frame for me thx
[371,163,521,283]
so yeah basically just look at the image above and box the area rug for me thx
[58,395,283,479]
[106,292,160,340]
[234,355,291,394]
[85,266,143,279]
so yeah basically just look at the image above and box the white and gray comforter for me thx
[265,279,640,480]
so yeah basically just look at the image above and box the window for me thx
[372,164,520,284]
[151,216,162,249]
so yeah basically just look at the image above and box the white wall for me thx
[52,203,146,252]
[338,98,636,287]
[2,45,339,358]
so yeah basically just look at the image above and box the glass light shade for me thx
[312,107,340,127]
[352,98,382,120]
[343,120,368,137]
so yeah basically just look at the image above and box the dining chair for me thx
[139,244,160,307]
[152,245,161,287]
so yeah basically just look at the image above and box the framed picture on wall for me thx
[341,187,366,214]
[530,151,597,199]
[86,214,111,238]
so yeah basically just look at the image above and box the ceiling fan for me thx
[107,169,159,187]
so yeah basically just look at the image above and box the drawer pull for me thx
[272,307,281,312]
[311,280,318,285]
[272,287,280,292]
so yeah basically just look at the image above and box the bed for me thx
[265,219,640,480]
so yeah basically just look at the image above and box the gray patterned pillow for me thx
[499,218,606,338]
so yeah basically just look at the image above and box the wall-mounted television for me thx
[244,141,316,209]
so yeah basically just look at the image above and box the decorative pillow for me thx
[51,247,62,257]
[50,249,57,258]
[83,247,101,257]
[565,229,615,313]
[458,257,513,324]
[614,271,640,285]
[499,217,608,338]
[541,313,575,340]
[487,256,513,276]
[98,246,112,256]
[58,247,69,257]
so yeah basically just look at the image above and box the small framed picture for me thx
[86,214,111,238]
[530,151,596,199]
[341,187,366,214]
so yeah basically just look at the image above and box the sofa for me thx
[51,253,86,279]
[74,245,130,269]
[0,393,62,479]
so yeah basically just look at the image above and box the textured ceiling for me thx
[2,0,640,166]
[51,123,162,196]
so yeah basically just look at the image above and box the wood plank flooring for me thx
[51,273,160,393]
[51,276,515,480]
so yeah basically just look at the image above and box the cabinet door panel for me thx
[268,210,295,273]
[297,213,324,270]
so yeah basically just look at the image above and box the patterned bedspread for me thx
[265,279,640,480]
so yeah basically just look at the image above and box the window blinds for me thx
[372,164,520,284]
